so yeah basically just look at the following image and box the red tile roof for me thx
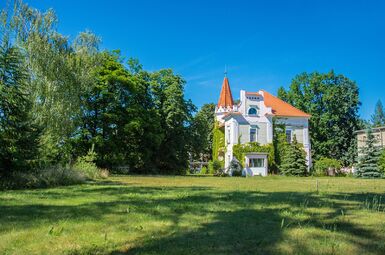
[262,90,311,118]
[217,77,234,108]
[245,92,262,96]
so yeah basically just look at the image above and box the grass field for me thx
[1,176,385,255]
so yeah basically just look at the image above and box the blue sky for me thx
[5,0,385,119]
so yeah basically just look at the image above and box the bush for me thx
[314,157,342,176]
[208,159,222,175]
[200,166,208,174]
[229,158,243,176]
[0,166,85,190]
[73,147,108,179]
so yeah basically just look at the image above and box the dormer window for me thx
[248,106,258,116]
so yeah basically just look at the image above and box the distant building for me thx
[355,127,385,152]
[214,75,312,176]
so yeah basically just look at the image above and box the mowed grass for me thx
[1,176,385,255]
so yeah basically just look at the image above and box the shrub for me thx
[0,166,85,190]
[208,159,222,174]
[314,158,342,176]
[229,158,243,176]
[73,147,108,179]
[200,166,208,174]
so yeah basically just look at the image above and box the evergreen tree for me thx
[378,149,385,174]
[356,128,382,178]
[280,136,307,176]
[371,100,385,127]
[0,36,39,176]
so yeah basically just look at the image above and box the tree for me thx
[280,136,307,176]
[378,149,385,174]
[356,128,382,178]
[190,103,216,160]
[9,1,101,165]
[371,100,385,127]
[278,71,360,166]
[0,33,39,176]
[150,69,195,174]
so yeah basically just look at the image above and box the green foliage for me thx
[190,103,216,160]
[280,136,307,176]
[208,159,222,175]
[0,22,40,176]
[379,149,385,174]
[278,71,360,166]
[212,122,225,161]
[200,166,208,174]
[0,1,197,180]
[73,147,107,179]
[314,157,342,176]
[371,100,385,127]
[233,142,275,169]
[272,118,289,173]
[356,128,382,178]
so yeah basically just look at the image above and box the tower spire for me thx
[217,74,234,108]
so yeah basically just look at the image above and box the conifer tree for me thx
[356,128,382,178]
[280,135,307,176]
[371,100,385,127]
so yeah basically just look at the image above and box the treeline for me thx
[0,1,208,180]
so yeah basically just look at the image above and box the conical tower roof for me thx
[217,77,234,108]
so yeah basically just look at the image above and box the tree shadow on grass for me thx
[1,181,385,254]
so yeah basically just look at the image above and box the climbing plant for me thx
[233,142,275,170]
[212,121,225,162]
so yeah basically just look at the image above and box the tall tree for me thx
[9,1,100,165]
[0,32,39,176]
[190,103,216,161]
[150,69,195,174]
[278,71,360,166]
[371,100,385,127]
[356,128,382,178]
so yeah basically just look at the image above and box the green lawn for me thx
[1,176,385,255]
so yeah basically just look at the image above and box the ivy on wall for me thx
[212,122,225,161]
[212,117,293,174]
[233,142,275,169]
[272,117,290,173]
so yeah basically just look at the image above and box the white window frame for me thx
[250,127,257,142]
[286,129,292,143]
[247,106,259,116]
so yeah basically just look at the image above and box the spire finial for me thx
[224,64,227,77]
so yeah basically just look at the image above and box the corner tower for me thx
[215,76,236,122]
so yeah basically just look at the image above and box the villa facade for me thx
[215,76,312,176]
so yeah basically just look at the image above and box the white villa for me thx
[215,76,312,176]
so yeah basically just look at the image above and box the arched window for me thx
[248,107,257,115]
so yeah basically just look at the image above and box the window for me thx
[249,158,264,168]
[250,128,257,142]
[286,129,292,143]
[248,107,258,115]
[227,126,231,144]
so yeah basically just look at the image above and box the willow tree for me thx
[9,0,100,165]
